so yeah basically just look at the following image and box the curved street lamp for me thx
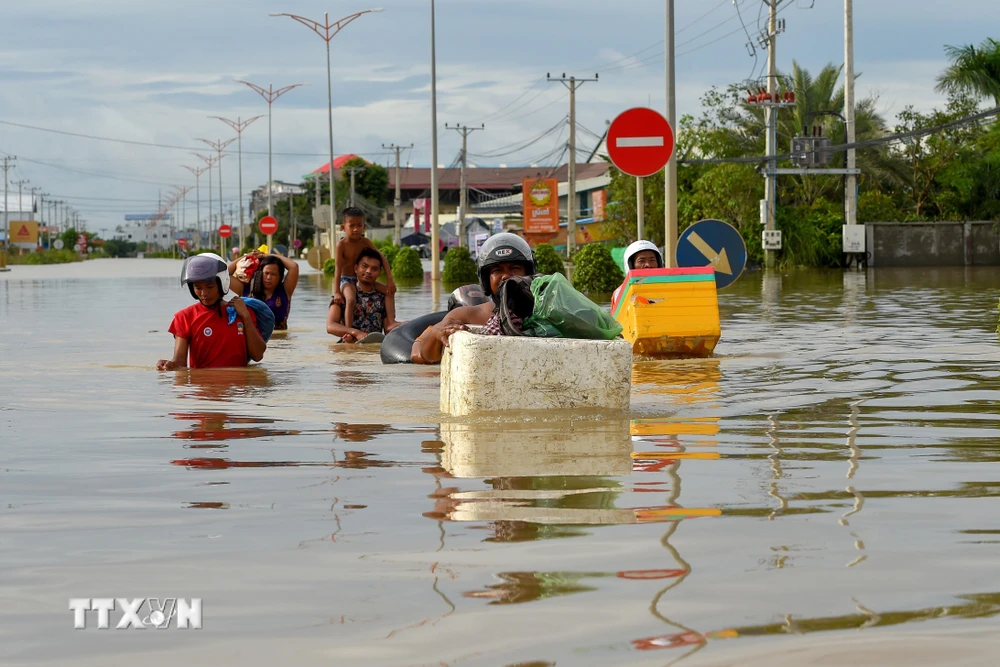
[269,8,384,251]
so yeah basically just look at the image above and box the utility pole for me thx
[344,165,365,207]
[445,123,484,248]
[548,72,598,257]
[289,191,296,256]
[0,156,13,267]
[844,0,857,232]
[211,115,263,253]
[764,0,778,269]
[664,0,678,266]
[383,142,413,246]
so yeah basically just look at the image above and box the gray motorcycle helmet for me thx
[477,232,536,297]
[181,252,232,302]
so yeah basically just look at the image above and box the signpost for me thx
[218,224,232,258]
[259,215,278,249]
[607,108,675,242]
[676,219,747,289]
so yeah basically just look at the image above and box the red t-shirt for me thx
[168,302,257,369]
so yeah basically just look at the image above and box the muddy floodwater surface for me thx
[2,259,1000,666]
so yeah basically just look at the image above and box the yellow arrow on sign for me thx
[687,231,732,275]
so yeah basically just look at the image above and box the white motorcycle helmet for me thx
[622,240,664,273]
[180,253,234,302]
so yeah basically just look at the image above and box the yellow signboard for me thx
[9,221,39,248]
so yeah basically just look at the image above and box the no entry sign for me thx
[259,215,278,235]
[607,107,675,178]
[218,224,232,239]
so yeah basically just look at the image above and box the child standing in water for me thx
[331,207,396,322]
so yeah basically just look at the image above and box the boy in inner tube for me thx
[410,233,535,364]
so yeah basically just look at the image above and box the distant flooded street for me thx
[2,258,999,666]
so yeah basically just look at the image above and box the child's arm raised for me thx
[363,238,397,296]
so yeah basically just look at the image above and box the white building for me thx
[112,215,175,249]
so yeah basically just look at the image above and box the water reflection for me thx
[170,411,301,444]
[169,367,274,400]
[632,358,722,405]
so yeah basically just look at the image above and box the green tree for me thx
[571,243,623,295]
[60,227,79,251]
[533,243,566,275]
[442,246,478,284]
[340,156,389,206]
[392,245,424,280]
[936,37,1000,106]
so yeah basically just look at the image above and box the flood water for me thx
[2,259,1000,666]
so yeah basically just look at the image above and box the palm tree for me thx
[935,38,1000,106]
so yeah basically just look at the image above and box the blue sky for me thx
[0,0,995,234]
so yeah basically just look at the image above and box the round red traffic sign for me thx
[259,215,278,235]
[607,107,675,177]
[218,224,232,239]
[177,238,188,248]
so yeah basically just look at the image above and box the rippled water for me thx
[2,259,999,666]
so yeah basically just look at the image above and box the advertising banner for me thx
[522,178,559,234]
[592,189,607,221]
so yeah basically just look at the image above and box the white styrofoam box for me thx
[440,331,633,416]
[440,419,632,479]
[842,224,866,253]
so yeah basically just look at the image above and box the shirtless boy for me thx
[332,207,396,325]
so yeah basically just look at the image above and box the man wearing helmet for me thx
[410,232,536,364]
[613,240,665,306]
[156,253,267,370]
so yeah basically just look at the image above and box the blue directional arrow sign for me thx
[676,219,747,289]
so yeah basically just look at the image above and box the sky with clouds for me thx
[0,0,995,235]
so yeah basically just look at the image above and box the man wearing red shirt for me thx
[157,253,267,370]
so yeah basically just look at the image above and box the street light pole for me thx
[236,81,306,225]
[198,138,236,254]
[270,8,384,252]
[211,115,263,252]
[182,164,207,248]
[430,0,440,279]
[192,152,218,246]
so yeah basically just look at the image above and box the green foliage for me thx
[533,243,566,275]
[374,237,400,267]
[322,257,337,276]
[571,243,624,295]
[936,37,1000,105]
[7,249,81,265]
[441,246,478,284]
[60,228,79,251]
[392,245,424,280]
[341,156,390,206]
[858,190,899,223]
[102,239,138,257]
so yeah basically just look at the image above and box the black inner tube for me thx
[380,311,447,364]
